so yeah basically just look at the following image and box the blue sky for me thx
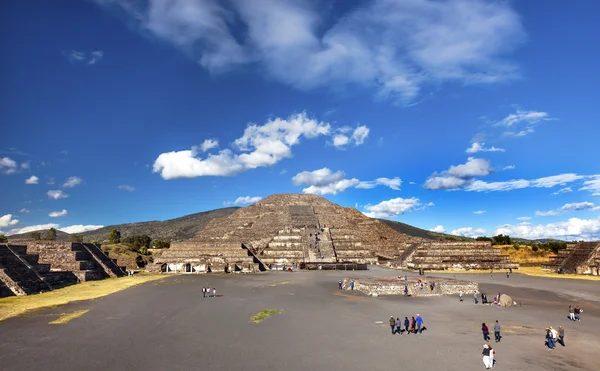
[2,0,599,240]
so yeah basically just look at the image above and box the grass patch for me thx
[0,273,167,322]
[493,244,553,264]
[251,309,281,323]
[48,309,89,324]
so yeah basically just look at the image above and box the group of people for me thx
[338,280,354,290]
[201,286,217,298]
[482,344,496,369]
[545,326,565,349]
[469,292,501,305]
[388,314,426,335]
[568,305,582,321]
[481,321,502,342]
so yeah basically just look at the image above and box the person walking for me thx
[474,292,479,304]
[404,317,410,334]
[202,286,206,298]
[410,316,416,334]
[212,287,216,298]
[482,344,493,369]
[568,305,575,321]
[558,326,565,346]
[416,314,423,334]
[482,323,490,341]
[494,320,501,342]
[338,280,343,290]
[574,306,581,321]
[396,317,402,334]
[549,326,558,349]
[389,316,396,334]
[459,290,463,302]
[403,285,408,297]
[350,280,355,290]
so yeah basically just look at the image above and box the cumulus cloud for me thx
[96,0,525,104]
[0,214,19,228]
[62,50,104,65]
[431,225,446,233]
[20,208,30,214]
[117,184,135,191]
[466,142,505,154]
[59,225,104,234]
[6,223,59,235]
[363,197,427,219]
[153,113,342,179]
[495,218,600,241]
[1,157,18,174]
[332,126,370,149]
[25,175,39,184]
[47,190,68,199]
[451,227,487,238]
[225,196,263,206]
[200,139,219,152]
[49,209,68,217]
[424,157,491,190]
[63,176,83,188]
[293,168,401,195]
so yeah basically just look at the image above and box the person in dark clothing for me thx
[410,317,416,333]
[482,323,490,341]
[404,317,410,334]
[494,320,501,342]
[389,316,396,334]
[338,280,343,290]
[558,326,565,346]
[396,317,402,334]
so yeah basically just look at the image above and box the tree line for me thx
[108,229,170,255]
[475,234,568,253]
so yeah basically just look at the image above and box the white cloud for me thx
[225,196,263,205]
[465,173,585,192]
[466,142,505,154]
[503,165,515,171]
[431,225,446,233]
[153,113,336,179]
[49,209,68,217]
[97,0,525,104]
[332,126,370,149]
[332,135,350,148]
[516,216,531,221]
[6,223,59,235]
[535,210,559,217]
[1,157,18,174]
[47,190,68,199]
[293,168,400,195]
[473,210,486,214]
[363,197,425,219]
[552,187,572,196]
[559,202,596,212]
[451,227,487,238]
[59,225,104,234]
[20,162,30,170]
[0,214,19,228]
[20,208,30,214]
[424,157,491,190]
[63,176,83,188]
[495,217,600,241]
[200,139,219,152]
[351,126,369,145]
[25,175,39,184]
[495,110,550,127]
[579,176,600,196]
[117,184,135,191]
[62,50,104,65]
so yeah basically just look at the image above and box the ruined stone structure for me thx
[0,242,125,297]
[546,242,600,275]
[342,276,479,297]
[397,241,519,271]
[155,194,416,272]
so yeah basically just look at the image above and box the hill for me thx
[378,219,473,241]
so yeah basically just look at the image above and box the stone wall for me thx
[342,276,478,297]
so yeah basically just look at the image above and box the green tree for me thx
[108,229,121,244]
[153,240,171,249]
[69,234,84,243]
[122,235,152,252]
[30,231,41,241]
[0,234,8,243]
[45,228,57,241]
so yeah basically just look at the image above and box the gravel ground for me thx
[0,268,597,371]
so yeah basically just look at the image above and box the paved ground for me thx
[0,267,598,371]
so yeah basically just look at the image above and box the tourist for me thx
[558,326,565,346]
[409,316,416,333]
[459,290,463,302]
[506,271,510,278]
[202,286,206,298]
[494,320,501,342]
[350,280,355,290]
[474,292,479,304]
[490,269,494,278]
[482,323,490,341]
[493,296,498,305]
[568,305,575,321]
[574,306,582,321]
[396,317,402,334]
[212,288,216,297]
[549,326,558,349]
[482,293,488,304]
[403,285,408,297]
[404,317,410,334]
[482,344,493,369]
[545,328,552,349]
[415,314,424,334]
[338,280,343,290]
[404,275,407,281]
[389,316,396,334]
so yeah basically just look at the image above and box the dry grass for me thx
[493,244,553,264]
[516,266,600,281]
[0,273,167,322]
[48,309,90,324]
[250,309,281,323]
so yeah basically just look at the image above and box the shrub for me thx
[122,235,151,252]
[0,234,7,243]
[108,229,121,244]
[532,245,539,252]
[153,240,171,249]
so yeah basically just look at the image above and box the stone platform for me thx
[342,275,478,297]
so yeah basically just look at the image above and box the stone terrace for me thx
[558,242,600,275]
[342,275,479,297]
